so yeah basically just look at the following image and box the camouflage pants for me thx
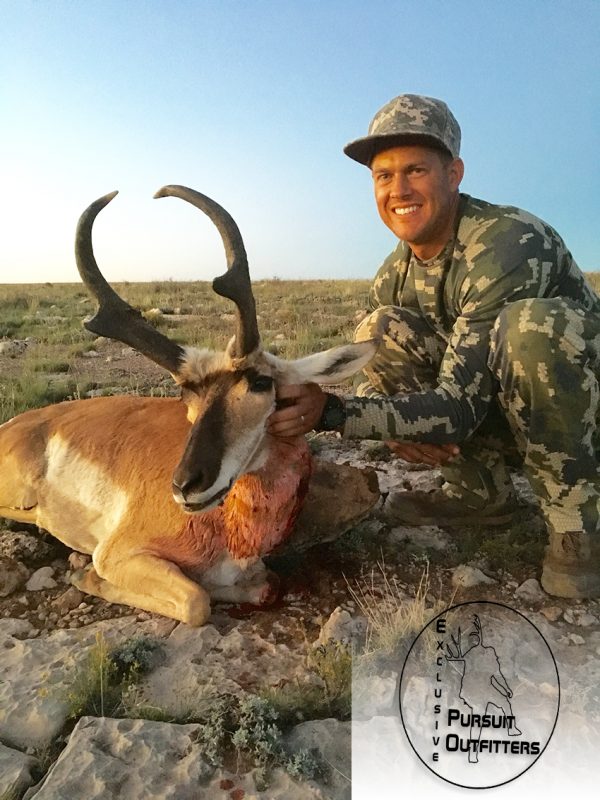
[354,299,600,535]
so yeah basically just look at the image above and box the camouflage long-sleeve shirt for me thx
[344,193,600,443]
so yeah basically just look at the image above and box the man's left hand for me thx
[268,383,326,437]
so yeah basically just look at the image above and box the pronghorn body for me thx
[0,186,377,626]
[0,395,312,624]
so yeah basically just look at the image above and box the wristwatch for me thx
[315,393,347,432]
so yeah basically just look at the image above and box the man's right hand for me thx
[385,440,460,467]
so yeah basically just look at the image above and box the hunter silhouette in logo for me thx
[445,615,522,763]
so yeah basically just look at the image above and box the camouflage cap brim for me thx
[343,132,454,167]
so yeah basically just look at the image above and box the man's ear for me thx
[264,339,378,386]
[448,157,464,191]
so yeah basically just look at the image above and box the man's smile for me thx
[392,204,421,216]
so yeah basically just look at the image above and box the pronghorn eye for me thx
[249,375,274,392]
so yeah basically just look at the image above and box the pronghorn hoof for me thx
[257,571,281,606]
[70,564,100,593]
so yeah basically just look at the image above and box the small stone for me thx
[0,556,30,597]
[26,567,58,591]
[575,612,597,627]
[515,578,546,603]
[451,565,496,588]
[316,607,366,647]
[541,606,563,622]
[390,525,451,551]
[81,349,100,358]
[569,633,585,645]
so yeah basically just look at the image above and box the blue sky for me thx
[1,0,598,282]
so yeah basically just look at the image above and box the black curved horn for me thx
[154,185,260,357]
[75,191,185,375]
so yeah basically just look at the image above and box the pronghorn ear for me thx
[266,340,378,386]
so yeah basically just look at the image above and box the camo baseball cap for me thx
[344,94,461,166]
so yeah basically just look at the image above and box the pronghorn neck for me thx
[180,435,312,563]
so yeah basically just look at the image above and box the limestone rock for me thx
[353,671,398,717]
[0,339,28,356]
[139,621,307,716]
[26,567,57,591]
[0,530,55,564]
[515,578,546,603]
[51,586,85,615]
[389,525,451,551]
[22,717,212,799]
[316,607,366,647]
[285,718,351,800]
[273,460,380,554]
[0,742,38,796]
[564,608,598,627]
[451,565,496,588]
[541,606,563,622]
[0,555,30,596]
[0,616,173,749]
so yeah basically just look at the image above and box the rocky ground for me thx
[2,434,600,798]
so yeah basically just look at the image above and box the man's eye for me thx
[249,375,274,392]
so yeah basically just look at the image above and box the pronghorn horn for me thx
[75,191,185,375]
[154,185,260,358]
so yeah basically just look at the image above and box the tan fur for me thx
[0,338,376,626]
[0,394,309,626]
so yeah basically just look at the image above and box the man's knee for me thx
[354,305,431,343]
[489,297,589,380]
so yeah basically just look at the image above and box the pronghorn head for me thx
[75,185,376,512]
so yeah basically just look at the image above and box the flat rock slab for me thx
[0,616,175,750]
[24,717,337,800]
[23,717,212,799]
[139,621,307,715]
[0,613,309,751]
[0,742,39,795]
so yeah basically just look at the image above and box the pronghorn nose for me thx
[172,474,204,497]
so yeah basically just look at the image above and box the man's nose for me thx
[390,173,411,198]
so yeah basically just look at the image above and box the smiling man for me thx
[269,94,600,599]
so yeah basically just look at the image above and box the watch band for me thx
[315,392,347,432]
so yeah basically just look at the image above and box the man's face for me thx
[371,145,464,261]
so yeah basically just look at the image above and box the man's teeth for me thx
[394,205,419,215]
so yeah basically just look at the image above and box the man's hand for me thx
[385,440,460,467]
[268,383,327,438]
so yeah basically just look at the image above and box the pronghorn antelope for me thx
[0,186,377,626]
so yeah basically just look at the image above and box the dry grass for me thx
[0,279,371,424]
[348,560,452,661]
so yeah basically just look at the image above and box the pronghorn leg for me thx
[72,555,211,626]
[0,505,38,525]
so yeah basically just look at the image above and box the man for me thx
[268,93,600,599]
